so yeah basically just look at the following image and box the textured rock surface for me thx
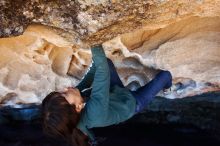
[117,16,220,98]
[0,0,220,105]
[1,0,220,40]
[0,25,77,104]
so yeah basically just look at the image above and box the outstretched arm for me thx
[86,45,110,122]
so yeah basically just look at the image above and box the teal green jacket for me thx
[76,46,136,140]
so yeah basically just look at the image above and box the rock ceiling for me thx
[0,0,220,105]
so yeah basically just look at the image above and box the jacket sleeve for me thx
[86,45,110,122]
[75,60,96,92]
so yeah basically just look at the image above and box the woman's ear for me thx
[75,103,84,113]
[75,104,81,113]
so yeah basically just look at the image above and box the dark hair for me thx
[42,91,89,146]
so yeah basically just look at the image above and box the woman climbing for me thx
[42,45,173,146]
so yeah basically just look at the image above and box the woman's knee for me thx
[160,70,172,81]
[107,58,113,64]
[107,58,115,68]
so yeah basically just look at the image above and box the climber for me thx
[41,45,173,146]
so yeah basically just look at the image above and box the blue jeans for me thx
[107,58,172,113]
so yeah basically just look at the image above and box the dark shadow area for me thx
[0,91,220,146]
[0,120,70,146]
[0,117,219,146]
[93,122,220,146]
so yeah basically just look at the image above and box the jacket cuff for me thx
[91,45,105,56]
[91,45,106,64]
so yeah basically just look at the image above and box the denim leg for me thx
[107,58,124,88]
[131,70,172,113]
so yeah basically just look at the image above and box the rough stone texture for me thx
[116,16,220,98]
[0,0,220,104]
[0,0,80,38]
[0,25,79,104]
[1,0,220,40]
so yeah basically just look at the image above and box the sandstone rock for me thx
[117,16,220,98]
[0,25,78,104]
[0,0,220,105]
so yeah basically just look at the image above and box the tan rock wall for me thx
[105,16,220,98]
[0,25,77,104]
[0,0,220,105]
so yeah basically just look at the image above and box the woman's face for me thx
[61,87,85,112]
